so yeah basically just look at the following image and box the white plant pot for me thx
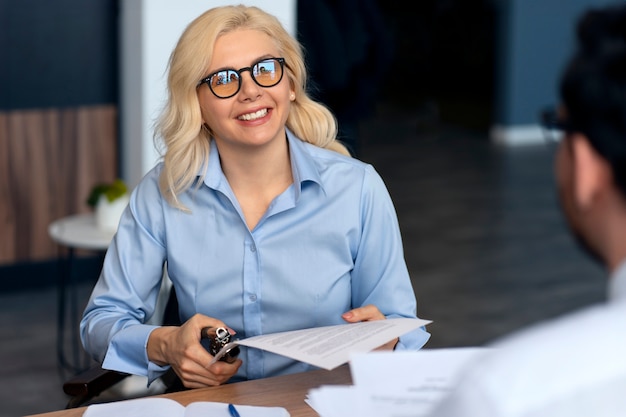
[95,194,130,231]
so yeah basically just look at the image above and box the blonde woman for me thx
[81,5,429,389]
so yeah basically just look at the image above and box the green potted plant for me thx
[87,178,129,231]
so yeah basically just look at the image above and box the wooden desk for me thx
[26,366,352,417]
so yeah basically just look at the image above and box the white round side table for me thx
[49,213,116,375]
[49,213,116,251]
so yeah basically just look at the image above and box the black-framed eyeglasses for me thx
[197,57,286,99]
[539,107,571,144]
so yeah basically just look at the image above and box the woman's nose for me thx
[238,71,262,100]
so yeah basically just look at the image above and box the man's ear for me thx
[571,134,611,209]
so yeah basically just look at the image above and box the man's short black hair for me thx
[560,4,626,197]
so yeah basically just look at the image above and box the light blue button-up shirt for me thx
[81,129,430,384]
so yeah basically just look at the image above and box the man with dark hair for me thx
[430,4,626,416]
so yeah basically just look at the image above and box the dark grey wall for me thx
[0,0,118,110]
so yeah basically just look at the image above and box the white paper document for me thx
[215,318,431,370]
[83,397,289,417]
[307,347,491,417]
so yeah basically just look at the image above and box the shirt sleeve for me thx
[80,167,170,380]
[351,165,431,349]
[102,324,171,385]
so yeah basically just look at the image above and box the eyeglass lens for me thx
[209,58,283,98]
[539,108,565,144]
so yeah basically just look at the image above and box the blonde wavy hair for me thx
[154,5,351,210]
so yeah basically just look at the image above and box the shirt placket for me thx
[242,234,264,379]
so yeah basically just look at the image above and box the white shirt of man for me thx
[429,260,626,417]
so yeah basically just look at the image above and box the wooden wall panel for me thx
[0,113,16,263]
[0,105,117,264]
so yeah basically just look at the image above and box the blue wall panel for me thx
[0,0,118,110]
[495,0,623,126]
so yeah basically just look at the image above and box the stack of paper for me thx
[306,347,490,417]
[217,318,432,370]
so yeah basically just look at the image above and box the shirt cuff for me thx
[395,326,431,351]
[102,324,161,378]
[147,361,171,386]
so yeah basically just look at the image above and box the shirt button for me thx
[250,244,257,252]
[249,294,257,302]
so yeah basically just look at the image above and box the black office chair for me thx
[63,287,182,408]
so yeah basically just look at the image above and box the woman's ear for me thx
[571,134,611,209]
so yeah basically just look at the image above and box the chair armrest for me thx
[63,366,129,408]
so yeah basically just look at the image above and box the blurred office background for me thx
[0,0,620,415]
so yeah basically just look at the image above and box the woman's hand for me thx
[147,313,242,388]
[342,304,399,351]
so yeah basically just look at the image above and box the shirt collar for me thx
[608,259,626,302]
[285,128,324,194]
[204,139,224,191]
[202,128,325,196]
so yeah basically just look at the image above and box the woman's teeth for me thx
[238,108,268,121]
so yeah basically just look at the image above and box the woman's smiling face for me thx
[197,29,294,151]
